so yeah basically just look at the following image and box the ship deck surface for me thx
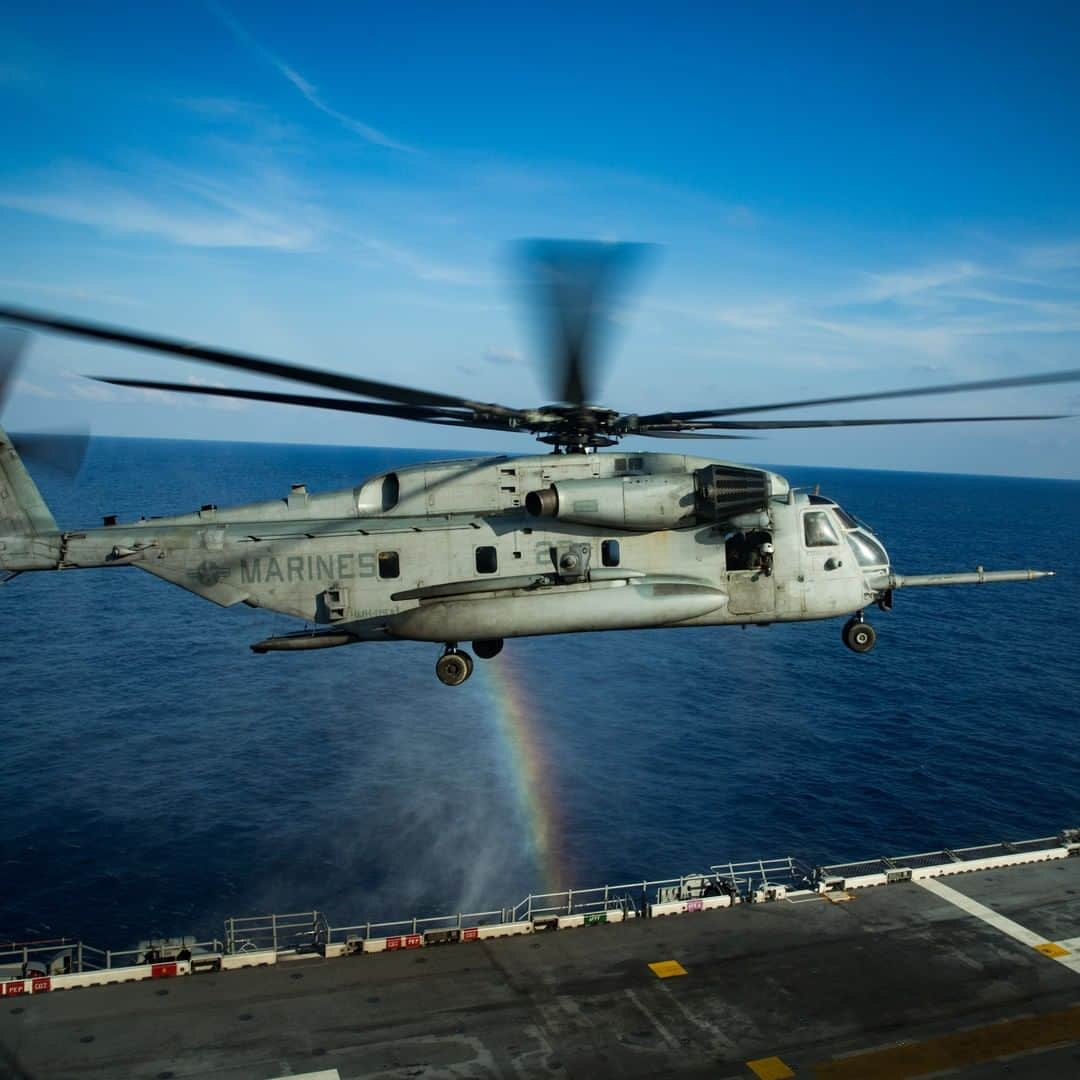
[3,857,1080,1079]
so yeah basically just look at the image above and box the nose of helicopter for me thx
[844,524,890,573]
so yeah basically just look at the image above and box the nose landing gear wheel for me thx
[472,638,503,660]
[436,648,474,686]
[843,617,877,654]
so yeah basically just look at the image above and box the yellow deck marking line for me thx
[915,877,1080,974]
[1036,942,1070,958]
[812,1003,1080,1079]
[648,959,688,978]
[747,1055,796,1079]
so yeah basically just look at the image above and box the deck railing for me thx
[3,829,1071,974]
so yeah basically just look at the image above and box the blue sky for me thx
[2,2,1080,477]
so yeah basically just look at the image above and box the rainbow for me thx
[479,652,569,895]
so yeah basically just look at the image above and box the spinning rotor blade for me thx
[521,240,651,407]
[0,305,528,419]
[94,377,530,433]
[0,327,29,413]
[642,413,1071,431]
[10,429,89,477]
[1,329,88,476]
[638,367,1080,423]
[626,430,756,440]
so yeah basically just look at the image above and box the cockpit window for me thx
[847,530,888,567]
[833,506,859,530]
[803,510,841,547]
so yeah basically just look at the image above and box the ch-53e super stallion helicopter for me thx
[0,242,1076,685]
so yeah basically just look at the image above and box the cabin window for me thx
[803,511,841,547]
[378,551,400,579]
[601,539,621,567]
[614,457,628,473]
[381,473,400,512]
[475,546,498,574]
[629,456,644,471]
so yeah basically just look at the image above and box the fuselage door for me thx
[801,508,858,615]
[724,528,775,615]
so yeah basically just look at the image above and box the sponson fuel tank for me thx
[525,464,773,531]
[386,577,727,641]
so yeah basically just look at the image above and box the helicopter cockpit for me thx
[806,494,890,571]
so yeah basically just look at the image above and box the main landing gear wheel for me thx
[436,647,474,686]
[842,617,877,654]
[472,638,503,660]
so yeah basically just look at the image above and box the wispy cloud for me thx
[47,370,247,411]
[0,162,322,250]
[859,261,981,303]
[209,4,415,153]
[172,95,304,149]
[175,96,253,118]
[12,378,58,400]
[801,316,959,357]
[352,235,487,285]
[0,278,140,307]
[483,348,524,367]
[1021,240,1080,270]
[655,244,1080,381]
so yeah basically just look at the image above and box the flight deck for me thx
[2,833,1079,1078]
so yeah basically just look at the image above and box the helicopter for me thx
[0,242,1075,685]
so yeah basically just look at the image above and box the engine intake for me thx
[694,464,770,522]
[524,465,772,531]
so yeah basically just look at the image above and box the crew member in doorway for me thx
[759,541,774,577]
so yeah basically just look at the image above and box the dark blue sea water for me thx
[2,438,1078,949]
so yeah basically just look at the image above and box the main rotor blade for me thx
[93,377,529,433]
[520,240,651,407]
[0,305,527,418]
[642,414,1071,431]
[626,430,756,440]
[638,368,1080,422]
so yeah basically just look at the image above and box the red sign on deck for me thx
[462,928,479,941]
[31,977,51,993]
[404,934,422,949]
[385,937,402,951]
[686,900,703,913]
[2,981,26,996]
[151,963,178,978]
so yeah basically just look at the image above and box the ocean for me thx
[2,438,1078,949]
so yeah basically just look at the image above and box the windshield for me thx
[833,506,859,530]
[846,529,889,567]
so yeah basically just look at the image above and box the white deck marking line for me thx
[659,982,738,1051]
[1057,936,1080,952]
[624,987,681,1049]
[916,877,1080,975]
[266,1071,340,1080]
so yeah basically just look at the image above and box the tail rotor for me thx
[0,327,88,479]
